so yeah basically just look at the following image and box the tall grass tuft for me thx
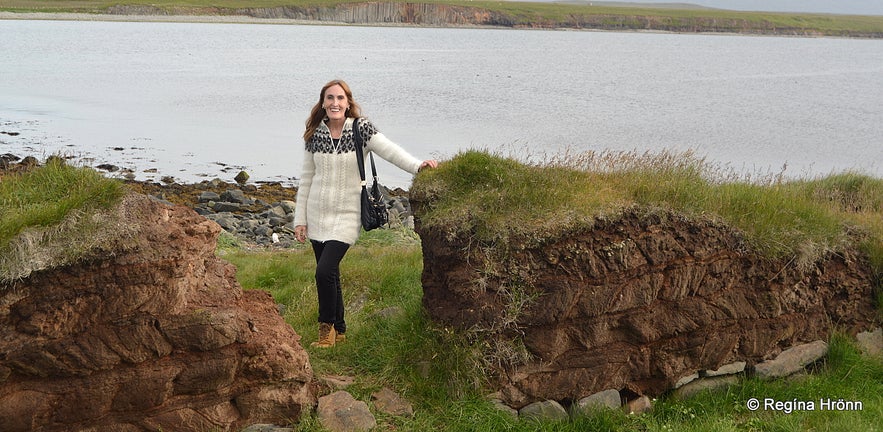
[0,157,124,246]
[1,158,126,282]
[791,172,883,278]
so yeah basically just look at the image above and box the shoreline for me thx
[3,10,880,38]
[0,11,355,25]
[0,11,856,45]
[0,11,505,29]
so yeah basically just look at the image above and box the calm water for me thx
[1,19,882,187]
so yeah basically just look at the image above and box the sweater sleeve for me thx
[292,148,315,227]
[365,131,422,175]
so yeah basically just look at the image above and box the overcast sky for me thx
[553,1,883,15]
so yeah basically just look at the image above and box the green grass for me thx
[0,158,126,282]
[0,157,123,244]
[411,150,883,276]
[2,0,882,36]
[224,236,883,431]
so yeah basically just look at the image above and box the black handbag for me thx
[352,118,388,231]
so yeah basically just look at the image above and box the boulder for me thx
[573,389,621,415]
[855,328,882,357]
[317,391,376,432]
[672,375,739,400]
[625,396,653,414]
[518,400,568,421]
[753,340,828,379]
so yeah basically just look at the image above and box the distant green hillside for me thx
[2,0,882,37]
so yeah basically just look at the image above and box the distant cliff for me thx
[238,3,516,27]
[104,3,514,27]
[100,2,883,37]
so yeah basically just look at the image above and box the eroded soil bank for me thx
[414,204,879,407]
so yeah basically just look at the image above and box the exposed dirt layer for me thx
[413,205,878,408]
[0,193,315,431]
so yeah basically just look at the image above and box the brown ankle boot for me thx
[310,322,337,348]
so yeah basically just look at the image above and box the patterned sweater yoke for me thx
[306,117,379,154]
[292,117,422,245]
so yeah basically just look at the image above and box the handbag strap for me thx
[352,118,379,185]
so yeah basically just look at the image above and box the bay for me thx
[1,19,881,188]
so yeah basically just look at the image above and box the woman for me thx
[293,79,438,348]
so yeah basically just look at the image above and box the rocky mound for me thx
[124,178,415,247]
[413,206,878,408]
[0,193,314,431]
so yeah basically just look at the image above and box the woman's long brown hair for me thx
[303,79,363,142]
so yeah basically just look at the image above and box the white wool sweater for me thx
[293,117,422,245]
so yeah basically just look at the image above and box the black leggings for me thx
[311,239,350,334]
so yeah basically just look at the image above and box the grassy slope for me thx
[2,0,883,36]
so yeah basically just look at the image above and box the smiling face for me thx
[323,84,349,121]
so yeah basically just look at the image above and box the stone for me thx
[321,375,355,389]
[20,155,38,167]
[625,396,653,414]
[267,204,288,218]
[489,398,518,418]
[674,372,699,388]
[198,191,221,203]
[241,425,294,432]
[213,201,242,212]
[279,200,297,213]
[672,375,739,400]
[117,176,405,247]
[318,391,377,432]
[372,387,414,417]
[754,340,828,379]
[222,188,250,204]
[208,213,240,230]
[573,389,621,415]
[269,216,288,227]
[855,328,882,357]
[518,400,568,421]
[703,361,746,377]
[235,170,250,184]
